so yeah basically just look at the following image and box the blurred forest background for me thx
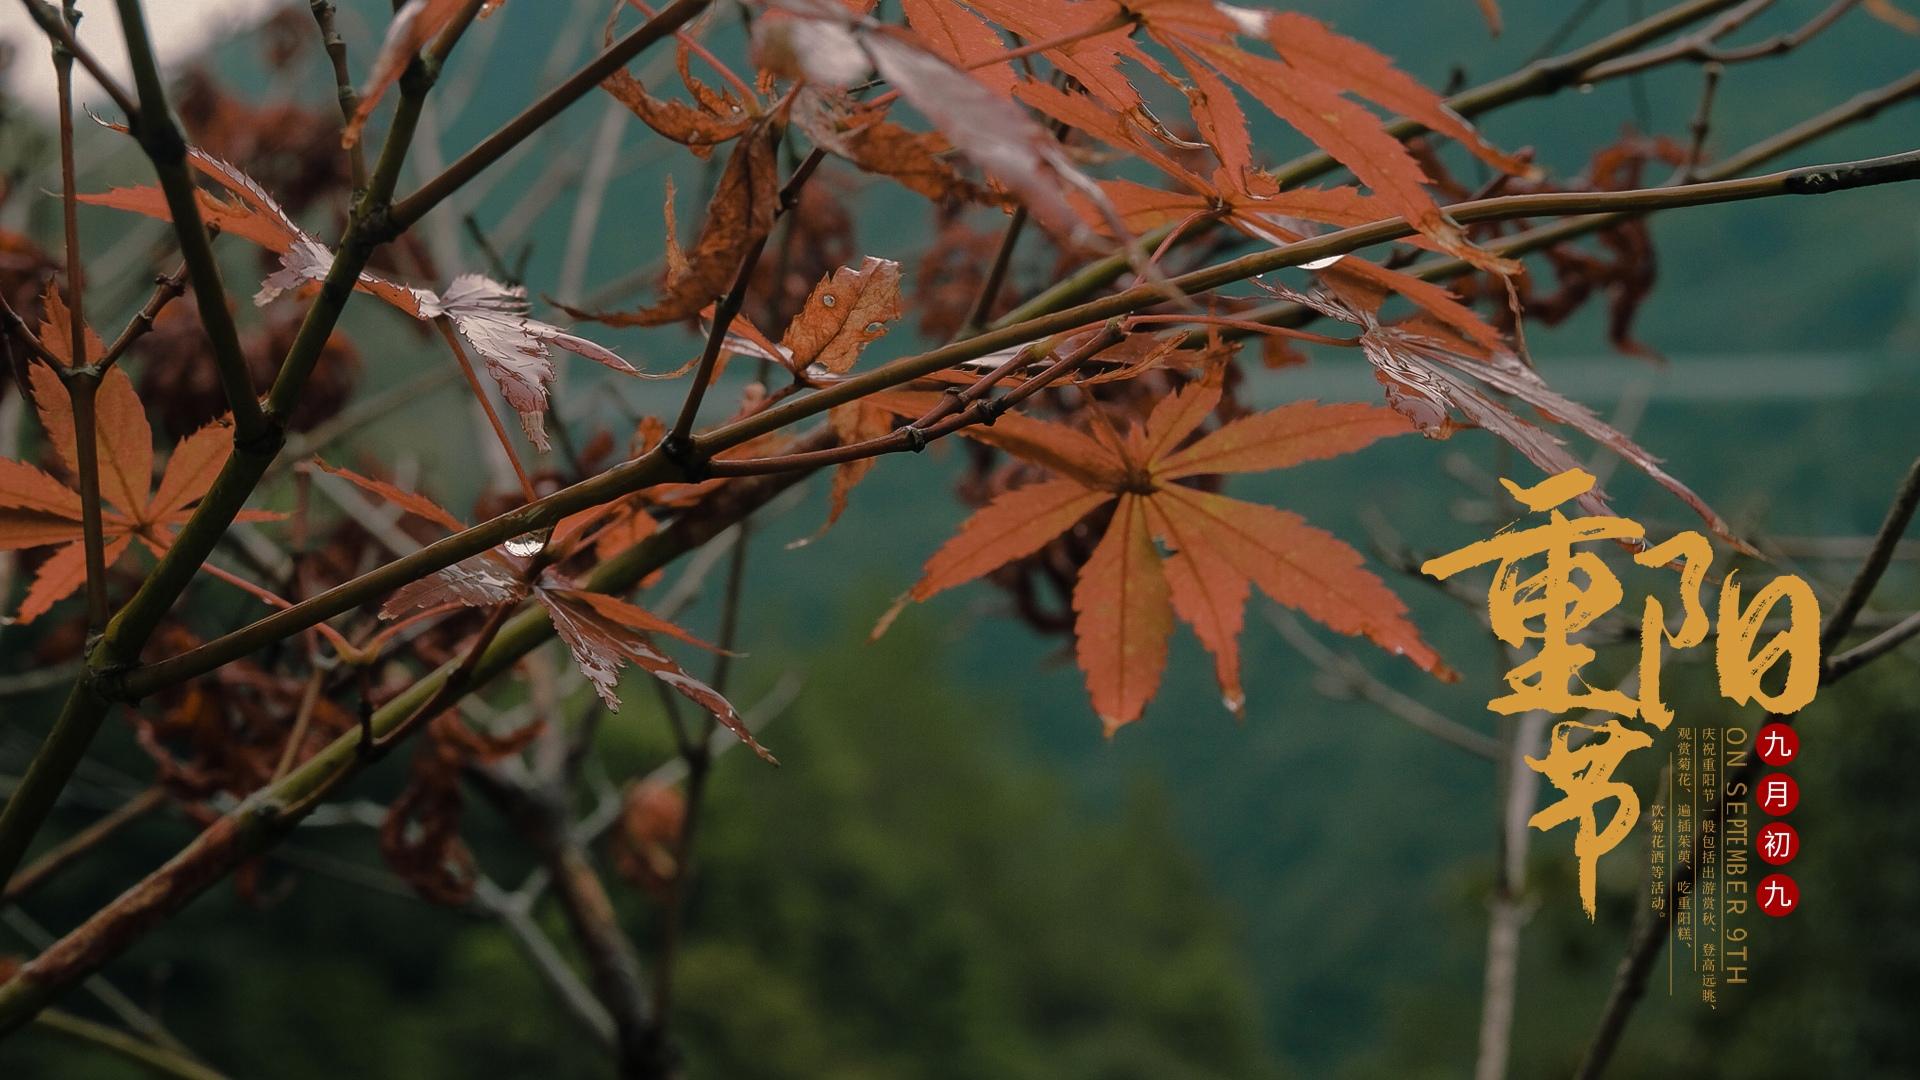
[1,1,1917,1076]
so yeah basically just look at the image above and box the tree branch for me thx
[0,0,489,894]
[114,145,1920,699]
[12,0,138,118]
[389,0,713,231]
[0,455,824,1034]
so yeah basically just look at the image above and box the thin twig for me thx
[1821,455,1920,653]
[97,262,187,371]
[957,206,1027,339]
[49,0,107,631]
[390,0,713,230]
[111,0,268,446]
[12,0,139,118]
[31,1010,227,1080]
[2,786,164,905]
[664,126,807,447]
[1825,610,1920,680]
[309,0,368,191]
[1680,63,1724,182]
[470,877,617,1048]
[1473,706,1549,1080]
[1268,609,1502,761]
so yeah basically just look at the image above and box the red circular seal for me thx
[1757,821,1799,866]
[1755,722,1800,766]
[1757,772,1799,816]
[1758,873,1800,917]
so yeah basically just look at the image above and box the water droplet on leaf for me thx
[505,528,551,558]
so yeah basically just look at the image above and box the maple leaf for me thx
[326,466,771,761]
[960,0,1522,271]
[383,709,544,906]
[756,1,1116,248]
[0,290,275,622]
[899,0,1017,96]
[1015,80,1516,355]
[1261,275,1747,549]
[779,255,903,377]
[885,373,1447,732]
[79,130,646,450]
[718,255,905,536]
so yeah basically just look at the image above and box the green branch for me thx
[112,0,267,447]
[31,1010,228,1080]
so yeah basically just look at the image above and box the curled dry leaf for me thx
[602,37,758,159]
[569,119,782,328]
[737,255,905,539]
[609,779,687,896]
[346,0,507,148]
[383,710,544,906]
[792,89,993,206]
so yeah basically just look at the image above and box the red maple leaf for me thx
[885,371,1452,732]
[0,287,277,622]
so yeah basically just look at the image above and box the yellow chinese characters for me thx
[1422,469,1818,917]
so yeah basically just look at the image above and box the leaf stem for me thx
[434,316,539,503]
[49,1,108,632]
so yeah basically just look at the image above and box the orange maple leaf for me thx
[0,288,275,622]
[886,373,1452,733]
